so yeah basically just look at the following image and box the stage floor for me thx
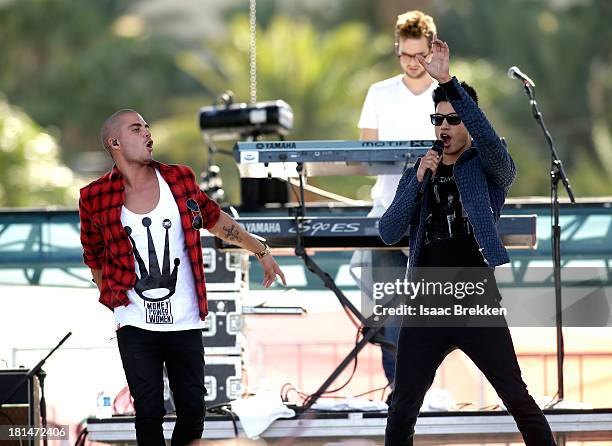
[87,408,612,445]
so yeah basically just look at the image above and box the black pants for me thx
[371,250,407,385]
[385,326,557,446]
[117,326,206,446]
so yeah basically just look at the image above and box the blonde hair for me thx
[395,10,437,47]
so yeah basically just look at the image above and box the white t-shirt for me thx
[358,74,437,216]
[115,169,203,331]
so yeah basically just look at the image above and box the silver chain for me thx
[248,0,257,104]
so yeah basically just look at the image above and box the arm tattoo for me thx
[222,224,242,242]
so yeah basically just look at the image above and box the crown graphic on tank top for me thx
[124,217,180,302]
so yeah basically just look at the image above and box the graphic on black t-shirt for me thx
[424,163,474,244]
[124,217,179,324]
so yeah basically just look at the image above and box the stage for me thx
[87,408,612,444]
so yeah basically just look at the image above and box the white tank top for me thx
[115,169,202,331]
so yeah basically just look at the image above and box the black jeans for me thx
[385,326,557,446]
[117,326,206,446]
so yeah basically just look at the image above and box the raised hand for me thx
[416,34,451,84]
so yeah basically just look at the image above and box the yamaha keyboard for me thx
[233,139,434,177]
[213,215,537,251]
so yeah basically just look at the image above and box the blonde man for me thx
[358,10,438,398]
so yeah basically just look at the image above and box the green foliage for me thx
[0,0,199,165]
[0,97,83,207]
[154,15,392,203]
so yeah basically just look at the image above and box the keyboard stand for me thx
[290,163,396,410]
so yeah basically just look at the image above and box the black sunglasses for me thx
[430,113,462,126]
[186,198,203,230]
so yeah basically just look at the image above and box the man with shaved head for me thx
[99,109,135,155]
[79,109,286,445]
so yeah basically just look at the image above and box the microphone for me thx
[507,66,535,87]
[416,140,444,202]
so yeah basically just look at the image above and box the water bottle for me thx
[96,391,113,418]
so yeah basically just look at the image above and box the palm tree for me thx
[153,15,392,204]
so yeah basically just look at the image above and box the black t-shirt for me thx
[418,162,486,267]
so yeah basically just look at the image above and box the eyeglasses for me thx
[397,51,430,61]
[186,198,203,230]
[430,113,462,126]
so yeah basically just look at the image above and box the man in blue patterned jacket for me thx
[379,36,557,445]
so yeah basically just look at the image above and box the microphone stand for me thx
[37,369,48,446]
[0,332,72,443]
[520,81,575,407]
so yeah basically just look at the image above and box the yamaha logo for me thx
[255,142,297,149]
[244,222,282,233]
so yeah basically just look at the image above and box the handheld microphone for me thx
[416,140,444,202]
[507,66,535,87]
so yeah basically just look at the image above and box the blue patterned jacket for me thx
[379,77,516,273]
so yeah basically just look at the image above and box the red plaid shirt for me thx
[78,161,221,319]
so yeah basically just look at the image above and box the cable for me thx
[341,303,362,330]
[280,383,295,402]
[478,404,500,411]
[301,329,362,408]
[223,407,239,436]
[381,384,390,402]
[73,419,91,446]
[313,328,361,396]
[285,386,310,403]
[454,402,474,410]
[113,386,133,415]
[284,381,392,405]
[206,404,239,436]
[353,385,389,399]
[74,427,88,446]
[543,390,560,409]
